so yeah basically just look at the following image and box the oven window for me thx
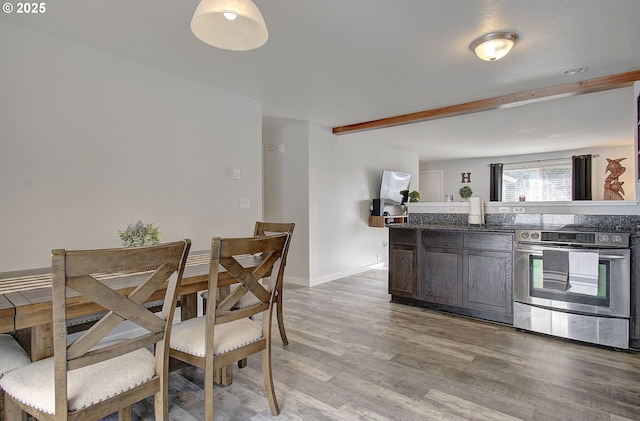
[529,256,610,307]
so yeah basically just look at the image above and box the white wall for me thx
[262,122,310,283]
[0,21,263,272]
[420,144,635,202]
[307,124,418,284]
[263,122,417,286]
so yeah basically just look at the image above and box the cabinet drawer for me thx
[422,230,463,248]
[464,233,513,252]
[389,229,417,245]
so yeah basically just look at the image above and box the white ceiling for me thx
[3,0,640,162]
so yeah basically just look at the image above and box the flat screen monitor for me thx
[380,170,411,205]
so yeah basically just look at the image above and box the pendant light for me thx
[191,0,268,51]
[470,32,519,61]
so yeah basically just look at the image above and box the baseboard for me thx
[284,262,387,287]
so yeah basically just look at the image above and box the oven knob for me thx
[598,234,609,243]
[612,235,622,244]
[520,232,529,239]
[530,232,540,240]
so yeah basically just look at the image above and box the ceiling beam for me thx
[332,69,640,135]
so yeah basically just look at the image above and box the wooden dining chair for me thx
[0,334,31,421]
[0,239,191,421]
[202,222,295,346]
[252,222,295,346]
[169,233,289,421]
[232,222,295,370]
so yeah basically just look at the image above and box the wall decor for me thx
[603,158,626,200]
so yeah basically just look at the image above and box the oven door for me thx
[514,243,630,318]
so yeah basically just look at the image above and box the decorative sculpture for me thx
[603,158,626,200]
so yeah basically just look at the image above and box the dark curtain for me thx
[489,163,503,201]
[572,154,592,200]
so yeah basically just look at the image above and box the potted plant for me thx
[408,190,421,202]
[459,186,473,200]
[118,220,160,247]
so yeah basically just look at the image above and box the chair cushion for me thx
[0,334,30,378]
[0,347,155,415]
[170,316,262,357]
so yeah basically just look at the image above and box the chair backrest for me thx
[253,222,295,282]
[51,239,191,417]
[205,234,289,327]
[253,222,295,265]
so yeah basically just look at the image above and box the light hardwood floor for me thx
[103,268,640,421]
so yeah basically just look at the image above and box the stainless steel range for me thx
[514,227,631,349]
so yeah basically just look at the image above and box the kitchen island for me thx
[390,217,640,350]
[389,224,515,324]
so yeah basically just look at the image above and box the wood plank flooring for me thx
[102,268,640,420]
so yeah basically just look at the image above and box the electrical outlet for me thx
[448,207,457,213]
[499,206,511,213]
[239,197,250,208]
[513,207,525,213]
[376,254,380,261]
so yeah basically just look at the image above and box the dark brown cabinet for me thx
[421,231,464,306]
[461,232,513,323]
[388,229,418,298]
[390,228,514,324]
[422,247,463,305]
[463,249,513,322]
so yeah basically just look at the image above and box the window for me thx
[502,160,572,201]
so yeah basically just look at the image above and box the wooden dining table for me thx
[0,250,256,386]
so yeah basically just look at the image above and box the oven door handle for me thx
[516,245,627,259]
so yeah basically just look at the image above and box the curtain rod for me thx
[487,154,599,167]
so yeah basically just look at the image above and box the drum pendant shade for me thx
[191,0,268,51]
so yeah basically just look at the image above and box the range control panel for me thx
[515,230,629,248]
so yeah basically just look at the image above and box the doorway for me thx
[419,170,443,202]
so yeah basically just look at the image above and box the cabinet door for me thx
[389,243,417,298]
[421,246,463,305]
[463,249,513,315]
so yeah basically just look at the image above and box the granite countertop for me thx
[390,223,514,233]
[389,222,639,235]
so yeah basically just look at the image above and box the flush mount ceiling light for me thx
[470,32,519,61]
[563,66,588,76]
[191,0,268,51]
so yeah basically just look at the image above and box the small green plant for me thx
[408,190,421,202]
[459,186,473,199]
[118,220,160,247]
